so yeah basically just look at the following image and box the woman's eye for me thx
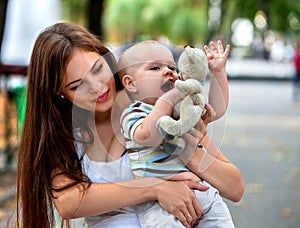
[70,81,83,90]
[92,63,103,75]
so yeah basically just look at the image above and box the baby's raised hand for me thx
[204,40,230,73]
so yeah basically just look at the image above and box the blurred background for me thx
[0,0,300,227]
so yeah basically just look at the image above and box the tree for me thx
[219,0,300,35]
[88,0,105,39]
[0,0,9,54]
[61,0,105,39]
[61,0,300,44]
[61,0,88,25]
[104,0,208,45]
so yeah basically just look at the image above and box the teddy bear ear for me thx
[183,45,194,48]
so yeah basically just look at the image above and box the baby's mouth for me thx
[161,80,175,92]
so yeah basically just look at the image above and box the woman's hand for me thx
[154,180,208,227]
[178,117,208,166]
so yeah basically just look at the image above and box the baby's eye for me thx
[150,66,160,70]
[169,66,176,71]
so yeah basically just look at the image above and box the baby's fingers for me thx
[217,40,224,53]
[204,45,214,60]
[223,44,230,58]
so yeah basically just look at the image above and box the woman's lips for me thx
[96,90,109,103]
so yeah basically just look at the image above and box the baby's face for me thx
[130,43,179,104]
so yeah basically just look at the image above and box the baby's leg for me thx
[193,181,235,228]
[136,201,185,228]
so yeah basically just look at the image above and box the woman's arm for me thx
[52,174,207,227]
[191,135,243,202]
[180,132,244,202]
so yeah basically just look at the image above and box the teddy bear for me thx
[156,45,209,155]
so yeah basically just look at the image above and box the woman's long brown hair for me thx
[16,22,122,228]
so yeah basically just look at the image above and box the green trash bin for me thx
[9,85,26,137]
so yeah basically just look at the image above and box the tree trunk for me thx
[88,0,104,40]
[0,0,9,54]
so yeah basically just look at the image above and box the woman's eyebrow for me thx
[65,79,81,88]
[90,58,101,72]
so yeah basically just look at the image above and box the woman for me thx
[17,22,243,228]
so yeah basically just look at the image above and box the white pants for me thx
[137,181,235,228]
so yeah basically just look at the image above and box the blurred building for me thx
[1,0,61,65]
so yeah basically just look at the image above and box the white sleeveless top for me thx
[77,143,141,227]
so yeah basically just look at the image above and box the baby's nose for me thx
[163,68,173,76]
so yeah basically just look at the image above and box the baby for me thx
[112,40,234,228]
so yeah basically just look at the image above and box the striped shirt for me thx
[120,101,188,177]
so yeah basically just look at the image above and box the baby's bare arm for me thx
[134,88,185,146]
[204,40,230,121]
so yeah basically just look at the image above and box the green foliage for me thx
[269,0,300,34]
[171,9,207,45]
[61,0,88,25]
[60,0,300,44]
[103,0,209,44]
[103,0,148,41]
[221,0,300,34]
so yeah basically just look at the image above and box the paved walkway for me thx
[218,80,300,228]
[226,59,295,79]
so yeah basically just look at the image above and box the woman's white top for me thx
[77,143,141,227]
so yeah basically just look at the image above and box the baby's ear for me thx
[122,75,138,93]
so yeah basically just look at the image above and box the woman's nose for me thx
[88,77,103,93]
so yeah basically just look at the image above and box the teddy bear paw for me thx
[158,127,175,140]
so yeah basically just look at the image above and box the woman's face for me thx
[63,48,116,113]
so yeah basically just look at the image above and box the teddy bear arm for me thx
[175,79,203,95]
[157,95,203,138]
[178,96,203,133]
[156,115,183,139]
[190,93,208,109]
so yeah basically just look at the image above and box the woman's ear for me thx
[122,75,138,93]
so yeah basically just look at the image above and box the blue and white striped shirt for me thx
[120,101,188,177]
